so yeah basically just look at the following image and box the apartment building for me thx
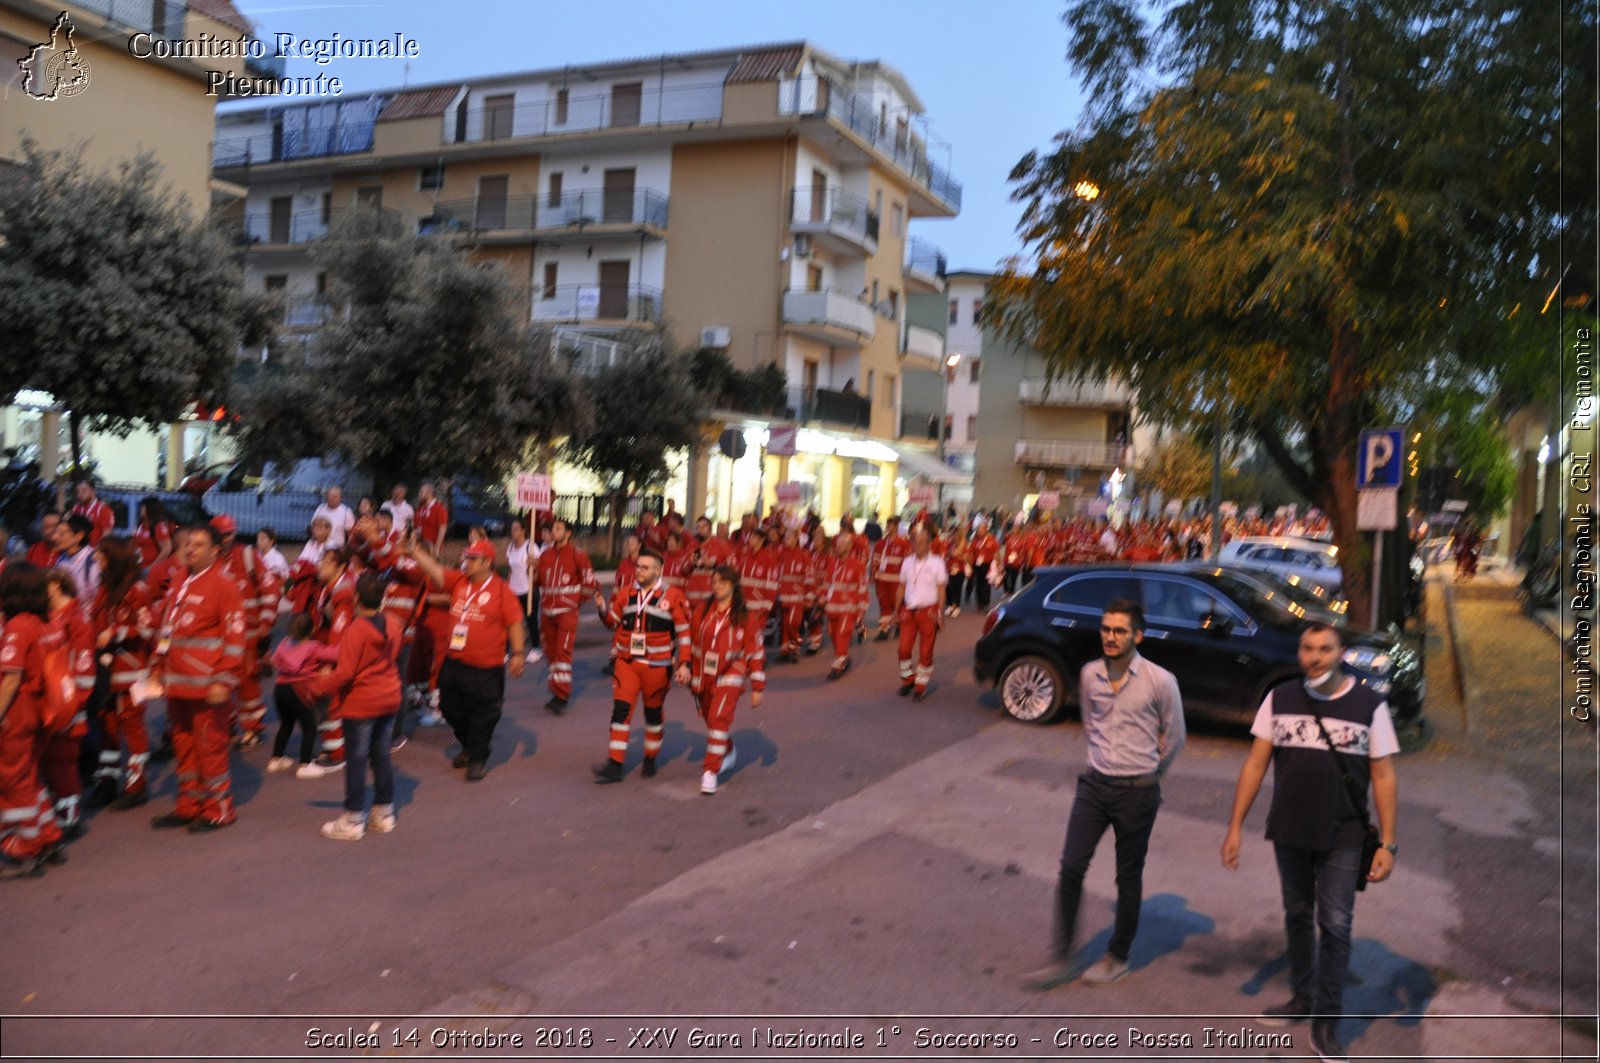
[962,271,1138,515]
[2,0,274,485]
[211,41,961,526]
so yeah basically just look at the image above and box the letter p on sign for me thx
[1358,428,1404,489]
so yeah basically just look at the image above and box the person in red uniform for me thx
[303,547,357,769]
[150,523,247,833]
[684,565,765,795]
[774,526,814,663]
[133,497,176,569]
[872,516,912,641]
[414,482,449,557]
[532,518,596,714]
[819,530,869,680]
[944,526,970,618]
[895,525,949,701]
[687,521,737,614]
[370,536,428,749]
[86,538,156,809]
[24,512,60,569]
[409,537,524,780]
[209,515,269,748]
[38,569,96,838]
[804,530,832,657]
[739,527,781,641]
[0,563,65,877]
[591,546,691,783]
[70,481,116,547]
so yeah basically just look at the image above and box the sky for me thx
[224,0,1087,273]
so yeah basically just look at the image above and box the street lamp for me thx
[1073,180,1101,201]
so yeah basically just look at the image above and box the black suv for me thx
[973,563,1424,728]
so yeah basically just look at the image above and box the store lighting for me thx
[796,429,836,455]
[835,440,900,462]
[743,427,770,447]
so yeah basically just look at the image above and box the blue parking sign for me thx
[1358,428,1405,489]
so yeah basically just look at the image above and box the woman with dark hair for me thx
[40,568,95,838]
[55,513,99,603]
[682,565,765,796]
[305,546,356,771]
[134,497,175,569]
[0,563,64,876]
[87,537,157,808]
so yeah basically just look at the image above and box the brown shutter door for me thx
[602,168,636,224]
[476,175,508,229]
[598,261,630,319]
[610,83,642,127]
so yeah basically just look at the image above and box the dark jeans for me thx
[438,658,505,763]
[524,587,541,649]
[947,571,965,607]
[272,685,318,763]
[1053,773,1163,963]
[341,714,396,815]
[970,563,992,609]
[1003,565,1021,594]
[1274,843,1362,1018]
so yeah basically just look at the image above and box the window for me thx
[475,175,508,229]
[885,374,896,408]
[886,289,899,319]
[969,358,981,384]
[891,202,904,237]
[866,370,875,403]
[548,171,563,207]
[948,299,958,325]
[320,192,332,225]
[871,280,880,306]
[315,272,328,294]
[972,299,984,325]
[267,196,291,243]
[542,263,558,299]
[944,414,953,441]
[1141,578,1240,629]
[1043,573,1139,614]
[264,275,287,292]
[554,87,569,125]
[806,264,823,292]
[356,185,382,208]
[484,93,515,140]
[966,414,977,440]
[611,82,642,127]
[419,163,444,191]
[454,98,468,143]
[946,364,956,385]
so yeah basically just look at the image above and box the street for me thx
[1,575,1594,1062]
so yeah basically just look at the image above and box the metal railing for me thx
[213,118,379,168]
[1014,439,1127,468]
[1017,379,1133,407]
[516,284,664,324]
[424,188,669,233]
[904,237,947,279]
[899,408,942,441]
[777,75,962,210]
[781,288,877,338]
[550,494,665,542]
[281,294,329,328]
[72,0,186,36]
[901,323,944,362]
[236,206,386,246]
[454,81,724,144]
[782,386,872,430]
[790,187,879,247]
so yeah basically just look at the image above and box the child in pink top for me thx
[266,613,338,775]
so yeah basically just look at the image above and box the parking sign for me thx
[1358,427,1405,489]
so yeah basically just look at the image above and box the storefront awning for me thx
[895,447,970,485]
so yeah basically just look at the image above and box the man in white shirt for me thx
[893,524,947,701]
[380,483,415,533]
[312,487,355,549]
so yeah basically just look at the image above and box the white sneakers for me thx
[367,804,396,833]
[321,811,366,841]
[525,648,543,663]
[721,744,738,773]
[700,770,718,795]
[295,760,342,779]
[265,756,295,774]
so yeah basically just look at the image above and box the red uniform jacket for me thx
[91,581,156,690]
[305,613,403,719]
[43,601,96,735]
[688,601,766,697]
[739,546,781,615]
[535,544,597,617]
[818,555,868,620]
[156,564,247,699]
[312,572,357,645]
[776,546,816,605]
[600,580,691,668]
[874,533,913,586]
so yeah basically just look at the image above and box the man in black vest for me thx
[1221,622,1399,1063]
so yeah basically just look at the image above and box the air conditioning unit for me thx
[793,234,812,258]
[700,326,731,349]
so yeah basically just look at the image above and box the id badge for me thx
[450,624,470,652]
[155,633,172,656]
[702,650,720,675]
[630,632,648,657]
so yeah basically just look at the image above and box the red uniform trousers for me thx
[874,578,899,632]
[96,690,150,796]
[695,682,741,773]
[896,606,941,694]
[542,611,580,701]
[40,730,82,830]
[234,642,266,737]
[779,600,807,656]
[0,705,60,860]
[167,697,237,825]
[826,609,858,670]
[606,658,671,765]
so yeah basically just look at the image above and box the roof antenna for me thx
[402,60,411,87]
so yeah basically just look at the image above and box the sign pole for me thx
[1371,530,1383,630]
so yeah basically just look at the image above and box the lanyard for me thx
[634,582,663,632]
[704,604,729,646]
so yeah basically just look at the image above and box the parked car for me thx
[200,457,362,539]
[445,476,515,538]
[973,562,1423,729]
[1218,535,1344,592]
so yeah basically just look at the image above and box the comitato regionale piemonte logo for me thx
[18,11,92,101]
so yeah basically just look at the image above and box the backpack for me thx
[39,641,79,731]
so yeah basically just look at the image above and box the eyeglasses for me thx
[1099,626,1132,636]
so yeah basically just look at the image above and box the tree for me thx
[0,140,273,474]
[232,209,588,492]
[562,339,706,555]
[994,0,1572,624]
[1138,433,1211,505]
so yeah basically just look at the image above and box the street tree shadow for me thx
[1075,893,1216,973]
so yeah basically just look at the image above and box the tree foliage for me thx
[689,348,788,416]
[994,0,1578,624]
[1139,433,1211,503]
[0,140,273,470]
[231,209,589,490]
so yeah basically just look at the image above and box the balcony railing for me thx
[899,408,943,441]
[423,189,668,234]
[213,119,379,168]
[236,206,384,246]
[781,288,876,338]
[281,295,328,328]
[72,0,186,37]
[777,75,962,210]
[790,187,879,250]
[1017,378,1133,407]
[519,283,663,325]
[1014,439,1127,468]
[904,237,947,280]
[553,329,637,374]
[901,323,944,364]
[453,81,724,144]
[782,386,872,430]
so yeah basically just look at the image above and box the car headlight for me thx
[1343,647,1392,674]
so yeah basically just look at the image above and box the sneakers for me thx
[150,811,196,830]
[452,752,470,769]
[874,629,891,642]
[545,697,567,715]
[1020,960,1078,992]
[389,734,408,753]
[295,760,340,779]
[111,789,147,810]
[898,682,915,697]
[265,756,296,774]
[592,760,624,784]
[700,770,718,795]
[526,648,543,664]
[234,731,262,751]
[1310,1021,1346,1062]
[1259,996,1312,1026]
[465,761,487,781]
[912,689,928,702]
[640,757,657,778]
[321,811,366,841]
[367,805,397,833]
[0,853,46,879]
[418,710,445,727]
[85,778,118,809]
[1080,954,1131,986]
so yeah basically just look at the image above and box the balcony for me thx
[281,295,328,329]
[903,237,947,293]
[1015,439,1127,469]
[523,283,663,325]
[790,188,879,256]
[777,75,962,212]
[422,189,668,242]
[213,117,379,169]
[781,288,876,347]
[236,206,382,247]
[782,386,872,431]
[1018,378,1133,408]
[899,407,943,442]
[900,323,944,370]
[453,81,724,145]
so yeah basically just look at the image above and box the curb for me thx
[1440,576,1475,734]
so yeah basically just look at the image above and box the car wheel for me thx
[999,655,1065,724]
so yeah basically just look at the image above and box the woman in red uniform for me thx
[683,566,764,795]
[0,563,64,877]
[40,569,96,838]
[87,537,157,808]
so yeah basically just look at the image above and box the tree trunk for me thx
[67,409,83,483]
[1319,321,1373,626]
[608,485,626,560]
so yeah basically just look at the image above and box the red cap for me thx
[209,514,237,535]
[463,539,496,560]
